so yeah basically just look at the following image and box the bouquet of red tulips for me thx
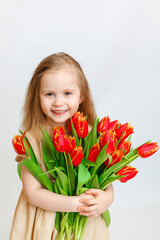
[12,112,159,240]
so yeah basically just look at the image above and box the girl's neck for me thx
[42,118,71,136]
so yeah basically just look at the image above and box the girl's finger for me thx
[79,210,98,217]
[85,188,99,195]
[79,197,97,205]
[77,204,97,213]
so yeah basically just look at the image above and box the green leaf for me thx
[83,158,97,167]
[91,143,109,177]
[99,162,122,186]
[22,158,53,192]
[17,161,23,180]
[60,212,69,231]
[54,182,60,194]
[125,148,138,159]
[90,174,100,189]
[42,138,56,179]
[90,116,98,148]
[55,212,62,232]
[99,153,139,186]
[83,129,93,158]
[102,209,111,227]
[68,154,75,193]
[100,174,123,190]
[114,153,139,173]
[76,163,91,195]
[79,187,89,194]
[68,212,76,226]
[70,118,80,145]
[54,167,69,195]
[58,184,68,195]
[23,136,39,166]
[41,127,57,161]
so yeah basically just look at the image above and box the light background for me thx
[0,0,160,239]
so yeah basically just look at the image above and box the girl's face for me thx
[40,65,82,129]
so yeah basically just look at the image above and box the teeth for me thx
[52,110,67,113]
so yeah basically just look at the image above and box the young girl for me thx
[10,52,114,240]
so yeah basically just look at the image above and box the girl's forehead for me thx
[40,66,80,89]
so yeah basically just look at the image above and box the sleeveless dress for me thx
[10,131,110,240]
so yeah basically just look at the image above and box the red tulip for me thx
[68,112,81,131]
[100,131,116,154]
[53,127,76,154]
[108,120,119,131]
[97,116,119,134]
[137,142,159,158]
[70,146,83,167]
[116,123,134,142]
[104,150,123,167]
[97,116,110,134]
[116,166,138,183]
[12,134,26,154]
[88,143,101,162]
[68,112,88,138]
[117,140,131,155]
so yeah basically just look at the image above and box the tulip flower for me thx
[97,116,119,134]
[70,146,83,167]
[97,116,110,134]
[12,134,26,154]
[104,150,123,167]
[69,112,88,138]
[68,112,81,131]
[116,166,138,183]
[88,143,101,162]
[137,142,159,158]
[53,127,76,154]
[100,131,116,155]
[108,120,119,131]
[116,123,134,142]
[117,140,131,155]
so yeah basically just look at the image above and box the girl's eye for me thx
[46,93,54,96]
[65,92,72,96]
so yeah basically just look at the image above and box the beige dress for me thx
[10,131,110,240]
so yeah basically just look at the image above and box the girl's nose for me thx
[53,96,64,106]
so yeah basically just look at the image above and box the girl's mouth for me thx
[51,110,68,115]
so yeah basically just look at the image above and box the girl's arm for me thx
[21,165,93,212]
[77,184,114,217]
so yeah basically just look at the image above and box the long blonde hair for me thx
[21,52,96,131]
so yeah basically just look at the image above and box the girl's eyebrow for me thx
[63,88,75,91]
[41,88,75,93]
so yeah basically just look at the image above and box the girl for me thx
[10,52,114,240]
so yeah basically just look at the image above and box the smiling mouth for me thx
[51,110,68,114]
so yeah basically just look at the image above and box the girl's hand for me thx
[77,185,114,217]
[74,192,94,212]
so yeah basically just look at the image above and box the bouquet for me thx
[12,112,159,240]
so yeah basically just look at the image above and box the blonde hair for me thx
[21,52,96,131]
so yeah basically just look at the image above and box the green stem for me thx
[78,216,88,240]
[74,214,80,239]
[65,221,71,240]
[64,152,71,195]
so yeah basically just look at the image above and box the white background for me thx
[0,0,160,239]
